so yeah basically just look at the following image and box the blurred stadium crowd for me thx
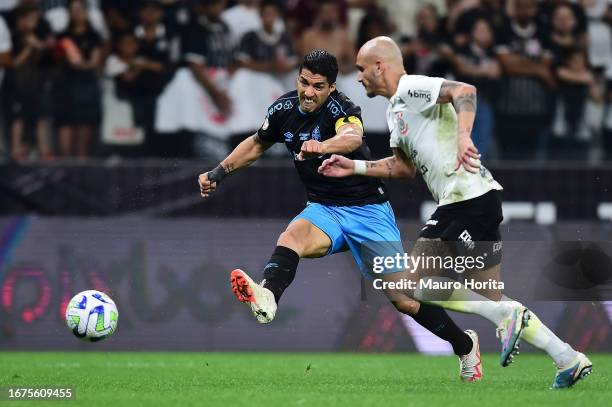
[0,0,610,162]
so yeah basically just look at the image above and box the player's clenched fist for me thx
[198,172,217,198]
[297,140,326,161]
[318,154,355,178]
[198,164,228,198]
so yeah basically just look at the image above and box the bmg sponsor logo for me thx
[406,89,432,103]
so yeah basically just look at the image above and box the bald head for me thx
[358,36,404,71]
[355,36,406,99]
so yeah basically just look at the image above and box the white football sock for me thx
[517,305,578,367]
[414,278,578,366]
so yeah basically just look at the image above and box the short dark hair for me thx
[15,3,40,20]
[67,0,85,8]
[140,0,162,11]
[299,49,338,85]
[260,0,283,12]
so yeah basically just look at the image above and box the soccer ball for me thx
[65,290,118,342]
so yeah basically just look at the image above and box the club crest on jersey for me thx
[312,126,321,141]
[395,111,409,136]
[284,132,294,142]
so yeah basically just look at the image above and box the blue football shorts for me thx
[291,201,405,279]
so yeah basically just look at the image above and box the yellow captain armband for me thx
[335,116,364,132]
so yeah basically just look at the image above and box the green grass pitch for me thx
[0,352,609,407]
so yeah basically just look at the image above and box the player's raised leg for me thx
[231,217,332,323]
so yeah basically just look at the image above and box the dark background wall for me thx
[1,162,611,219]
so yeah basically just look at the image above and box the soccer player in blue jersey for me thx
[198,50,482,381]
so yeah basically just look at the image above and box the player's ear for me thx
[329,82,336,93]
[375,61,383,75]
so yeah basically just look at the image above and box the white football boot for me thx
[230,269,277,323]
[551,352,593,389]
[459,329,483,382]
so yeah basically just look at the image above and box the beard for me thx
[361,83,375,98]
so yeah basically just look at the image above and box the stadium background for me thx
[0,0,611,356]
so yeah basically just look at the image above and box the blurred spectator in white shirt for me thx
[235,0,297,74]
[183,0,233,116]
[221,0,261,47]
[0,13,10,85]
[0,0,18,13]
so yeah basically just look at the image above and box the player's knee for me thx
[390,299,420,316]
[277,230,302,253]
[279,220,330,258]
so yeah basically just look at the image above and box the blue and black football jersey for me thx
[257,90,388,206]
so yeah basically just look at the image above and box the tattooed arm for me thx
[219,134,273,174]
[436,80,481,173]
[198,134,273,198]
[318,148,416,179]
[363,148,416,179]
[436,79,477,135]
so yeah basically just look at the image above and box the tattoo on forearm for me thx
[438,81,460,103]
[439,81,477,113]
[222,163,235,174]
[440,81,460,93]
[365,159,395,178]
[454,91,477,113]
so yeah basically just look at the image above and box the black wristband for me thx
[207,164,227,183]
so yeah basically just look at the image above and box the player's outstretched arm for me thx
[436,80,481,173]
[318,148,415,179]
[297,121,363,161]
[198,134,273,198]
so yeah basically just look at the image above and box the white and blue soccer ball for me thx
[65,290,118,342]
